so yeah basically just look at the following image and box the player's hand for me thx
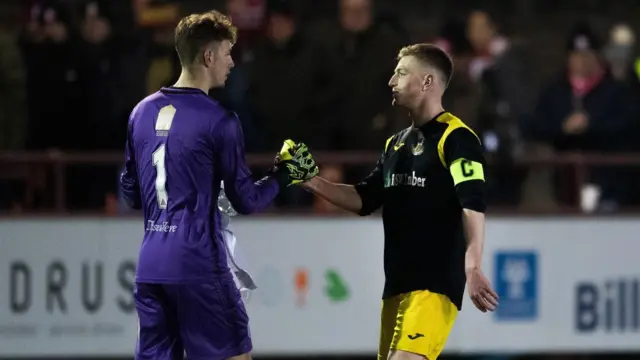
[466,268,499,313]
[278,139,319,185]
[563,112,589,134]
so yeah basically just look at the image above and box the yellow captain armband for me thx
[449,158,485,185]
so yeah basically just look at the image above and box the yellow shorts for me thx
[378,290,458,360]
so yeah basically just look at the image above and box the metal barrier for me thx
[1,151,640,213]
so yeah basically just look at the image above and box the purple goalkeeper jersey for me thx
[120,87,282,283]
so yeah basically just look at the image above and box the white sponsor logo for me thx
[145,221,177,233]
[386,171,426,188]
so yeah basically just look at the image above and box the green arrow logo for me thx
[324,269,350,302]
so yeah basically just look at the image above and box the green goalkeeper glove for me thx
[278,139,319,185]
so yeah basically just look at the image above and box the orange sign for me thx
[294,268,309,307]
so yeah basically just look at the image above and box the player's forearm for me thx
[462,208,485,272]
[301,177,362,214]
[225,172,285,215]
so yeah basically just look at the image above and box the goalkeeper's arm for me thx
[214,115,287,215]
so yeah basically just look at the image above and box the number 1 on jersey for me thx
[152,145,168,209]
[152,105,176,210]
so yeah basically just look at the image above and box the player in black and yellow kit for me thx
[302,44,498,360]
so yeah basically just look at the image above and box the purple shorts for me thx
[134,277,252,360]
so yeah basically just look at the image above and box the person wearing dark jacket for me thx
[247,0,338,152]
[524,24,637,210]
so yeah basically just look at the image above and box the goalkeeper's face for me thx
[204,40,235,88]
[388,55,432,110]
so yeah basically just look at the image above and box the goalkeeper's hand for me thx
[276,139,319,185]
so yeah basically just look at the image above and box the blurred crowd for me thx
[1,0,640,214]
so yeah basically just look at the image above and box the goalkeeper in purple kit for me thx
[119,10,318,360]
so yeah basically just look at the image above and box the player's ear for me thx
[422,74,433,91]
[203,48,214,68]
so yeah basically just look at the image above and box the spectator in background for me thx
[433,17,476,124]
[76,0,121,150]
[108,0,151,129]
[73,0,129,209]
[143,0,181,94]
[524,24,637,211]
[0,5,27,211]
[208,0,268,153]
[18,1,83,210]
[329,0,407,151]
[226,0,267,63]
[308,0,407,190]
[603,23,640,205]
[20,1,82,151]
[464,10,533,205]
[0,17,27,151]
[603,23,639,91]
[248,0,337,151]
[87,0,151,131]
[247,0,336,208]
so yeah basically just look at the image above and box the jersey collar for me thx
[418,111,448,134]
[160,87,208,96]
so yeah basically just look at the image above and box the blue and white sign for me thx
[494,251,538,321]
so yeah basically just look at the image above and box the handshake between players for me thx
[272,139,321,186]
[124,8,495,360]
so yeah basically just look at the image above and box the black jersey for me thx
[354,111,487,309]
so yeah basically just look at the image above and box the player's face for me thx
[204,40,235,88]
[388,56,428,108]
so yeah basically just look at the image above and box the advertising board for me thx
[0,217,638,356]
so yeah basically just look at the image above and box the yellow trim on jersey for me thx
[378,290,458,360]
[449,158,485,185]
[436,113,480,167]
[385,136,395,153]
